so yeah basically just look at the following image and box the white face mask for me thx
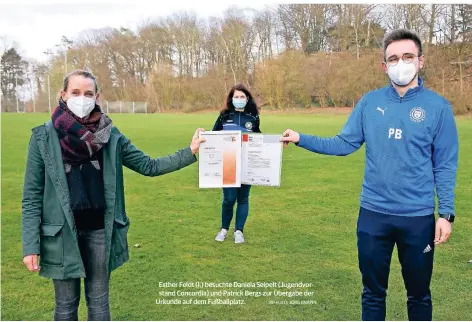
[387,60,418,86]
[233,98,247,111]
[66,96,96,118]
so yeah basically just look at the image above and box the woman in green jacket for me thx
[21,69,205,321]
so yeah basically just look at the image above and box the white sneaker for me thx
[215,229,228,242]
[234,230,245,244]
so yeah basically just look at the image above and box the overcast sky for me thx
[0,0,272,62]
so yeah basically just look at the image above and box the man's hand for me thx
[280,129,300,148]
[23,255,40,272]
[434,218,452,245]
[190,128,206,155]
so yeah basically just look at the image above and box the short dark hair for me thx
[63,69,99,93]
[221,83,259,116]
[383,29,423,60]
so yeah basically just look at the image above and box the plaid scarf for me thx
[52,99,112,172]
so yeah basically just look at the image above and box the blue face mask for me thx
[232,98,247,110]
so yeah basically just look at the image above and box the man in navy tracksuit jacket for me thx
[281,29,459,320]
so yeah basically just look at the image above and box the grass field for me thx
[1,112,471,321]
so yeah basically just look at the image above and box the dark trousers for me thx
[357,207,435,321]
[221,185,251,232]
[52,228,110,321]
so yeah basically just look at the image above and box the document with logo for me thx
[199,131,242,188]
[241,134,283,187]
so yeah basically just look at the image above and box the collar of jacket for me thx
[223,109,258,117]
[387,76,424,102]
[32,120,121,240]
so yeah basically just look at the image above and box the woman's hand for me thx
[23,254,40,272]
[190,128,206,155]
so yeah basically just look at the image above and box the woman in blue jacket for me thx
[212,84,261,243]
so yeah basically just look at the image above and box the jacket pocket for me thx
[39,223,64,266]
[113,214,130,257]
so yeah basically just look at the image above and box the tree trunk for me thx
[457,46,463,95]
[425,4,436,54]
[428,4,436,43]
[355,25,360,60]
[365,19,371,47]
[450,5,456,44]
[442,68,445,95]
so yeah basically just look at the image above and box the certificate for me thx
[199,131,242,188]
[241,134,283,187]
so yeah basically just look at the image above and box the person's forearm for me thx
[297,134,360,156]
[434,152,457,215]
[432,105,458,215]
[149,147,197,176]
[434,171,456,215]
[22,185,42,256]
[123,143,197,177]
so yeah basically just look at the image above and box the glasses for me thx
[385,53,418,66]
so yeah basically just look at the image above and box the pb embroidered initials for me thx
[388,128,402,140]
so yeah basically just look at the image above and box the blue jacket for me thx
[212,111,261,133]
[297,78,459,216]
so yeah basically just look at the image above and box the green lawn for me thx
[1,113,471,321]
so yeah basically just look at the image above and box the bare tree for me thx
[28,4,470,114]
[277,4,331,54]
[253,8,277,61]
